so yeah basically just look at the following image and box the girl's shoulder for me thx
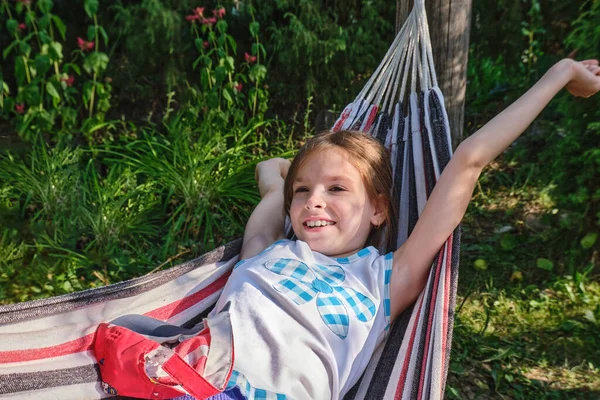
[234,239,292,269]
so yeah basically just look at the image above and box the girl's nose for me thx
[305,191,325,210]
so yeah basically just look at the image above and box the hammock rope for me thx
[0,0,460,398]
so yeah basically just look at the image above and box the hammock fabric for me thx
[0,1,460,398]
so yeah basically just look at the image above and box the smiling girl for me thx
[193,59,600,400]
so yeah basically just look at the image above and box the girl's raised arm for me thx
[389,59,600,319]
[240,158,290,260]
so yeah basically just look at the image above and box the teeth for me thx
[305,220,333,227]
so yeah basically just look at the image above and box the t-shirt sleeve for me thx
[373,252,394,334]
[354,250,394,340]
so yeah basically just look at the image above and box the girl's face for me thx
[289,148,384,258]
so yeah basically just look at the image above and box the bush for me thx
[539,0,600,229]
[0,0,286,304]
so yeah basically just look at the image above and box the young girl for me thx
[98,58,596,400]
[193,58,600,400]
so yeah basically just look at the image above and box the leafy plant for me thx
[0,0,112,142]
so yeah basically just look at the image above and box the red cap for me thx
[93,313,234,400]
[94,323,187,399]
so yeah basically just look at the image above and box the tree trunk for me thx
[396,0,472,148]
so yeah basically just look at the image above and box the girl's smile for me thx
[289,148,384,258]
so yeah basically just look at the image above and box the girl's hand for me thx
[255,158,291,198]
[241,158,290,259]
[565,59,600,98]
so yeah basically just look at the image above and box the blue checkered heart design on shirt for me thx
[264,258,376,339]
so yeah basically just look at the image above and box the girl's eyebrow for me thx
[294,175,351,183]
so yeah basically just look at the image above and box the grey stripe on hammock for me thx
[0,365,99,395]
[0,239,241,325]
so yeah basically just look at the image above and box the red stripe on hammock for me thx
[145,272,230,320]
[332,105,352,132]
[416,247,444,399]
[394,283,427,399]
[0,272,230,364]
[441,235,453,390]
[363,105,379,131]
[0,332,95,364]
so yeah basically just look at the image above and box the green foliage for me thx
[470,0,580,71]
[97,0,395,121]
[0,0,112,141]
[0,0,285,304]
[187,3,269,120]
[252,0,395,114]
[107,0,196,114]
[529,0,600,257]
[0,115,280,303]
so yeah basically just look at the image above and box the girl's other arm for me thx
[240,158,290,260]
[390,59,600,319]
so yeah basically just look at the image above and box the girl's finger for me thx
[580,59,599,66]
[588,65,600,74]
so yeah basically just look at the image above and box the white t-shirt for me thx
[211,239,393,400]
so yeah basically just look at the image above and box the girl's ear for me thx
[370,194,387,226]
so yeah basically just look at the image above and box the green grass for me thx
[0,113,292,303]
[447,151,600,399]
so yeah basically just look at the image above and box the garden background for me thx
[1,0,599,398]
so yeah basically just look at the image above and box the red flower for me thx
[77,37,95,52]
[186,14,200,22]
[202,17,217,26]
[15,104,25,114]
[233,83,243,92]
[16,0,31,5]
[18,23,26,31]
[62,75,75,87]
[244,52,257,64]
[203,41,209,48]
[195,7,205,17]
[213,8,226,19]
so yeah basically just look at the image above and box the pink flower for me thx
[62,75,75,87]
[16,0,31,5]
[77,37,94,52]
[203,41,209,48]
[15,104,25,114]
[213,8,226,19]
[18,23,26,31]
[186,14,200,22]
[244,52,257,64]
[202,17,217,26]
[233,83,243,92]
[195,7,205,17]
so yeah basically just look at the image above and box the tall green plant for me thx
[113,114,263,256]
[186,4,268,121]
[0,0,113,142]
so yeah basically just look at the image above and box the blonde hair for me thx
[284,130,397,252]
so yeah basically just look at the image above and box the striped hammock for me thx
[0,0,460,399]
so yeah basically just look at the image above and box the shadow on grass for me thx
[448,314,600,399]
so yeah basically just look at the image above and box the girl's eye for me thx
[330,186,345,192]
[294,187,308,193]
